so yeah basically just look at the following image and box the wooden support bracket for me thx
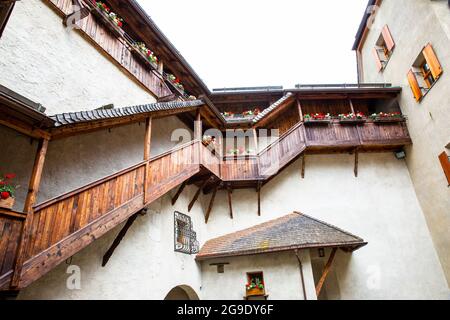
[315,248,338,297]
[354,150,359,177]
[227,185,233,219]
[188,177,211,212]
[172,180,187,205]
[256,181,262,216]
[102,210,144,267]
[205,184,219,224]
[301,154,306,179]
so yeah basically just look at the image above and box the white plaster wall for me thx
[18,184,207,300]
[200,154,449,300]
[201,250,316,300]
[359,0,450,285]
[0,0,156,115]
[18,153,450,300]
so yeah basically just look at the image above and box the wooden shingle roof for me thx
[50,100,204,127]
[196,212,367,260]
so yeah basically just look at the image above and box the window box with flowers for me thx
[225,147,254,157]
[304,113,332,126]
[222,108,261,121]
[0,173,18,210]
[91,1,125,38]
[165,73,185,95]
[369,112,405,123]
[131,42,159,71]
[338,112,366,125]
[246,272,265,297]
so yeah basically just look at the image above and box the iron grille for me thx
[174,211,199,254]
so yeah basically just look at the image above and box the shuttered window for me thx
[438,152,450,186]
[372,25,395,72]
[408,43,443,102]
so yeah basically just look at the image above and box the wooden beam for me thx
[348,98,356,114]
[188,177,210,212]
[227,185,233,219]
[11,138,49,287]
[172,180,187,205]
[143,117,152,204]
[205,184,218,224]
[297,99,304,122]
[315,248,338,297]
[354,150,359,177]
[102,212,141,267]
[257,181,262,216]
[301,154,306,179]
[195,109,202,141]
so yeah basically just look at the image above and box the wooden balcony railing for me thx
[0,119,411,290]
[47,0,172,99]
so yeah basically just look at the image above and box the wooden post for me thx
[205,184,218,223]
[297,99,304,122]
[315,248,337,297]
[349,98,356,114]
[257,181,262,216]
[301,154,306,179]
[252,128,258,154]
[143,117,152,204]
[227,185,233,219]
[195,110,202,165]
[354,150,359,177]
[11,138,49,287]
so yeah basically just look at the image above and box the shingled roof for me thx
[253,92,294,123]
[196,212,367,260]
[50,100,204,127]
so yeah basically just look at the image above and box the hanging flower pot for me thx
[0,196,15,210]
[0,172,18,210]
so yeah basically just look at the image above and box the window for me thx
[372,25,395,72]
[407,43,443,102]
[174,211,199,255]
[438,151,450,187]
[246,272,266,297]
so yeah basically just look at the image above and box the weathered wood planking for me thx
[259,122,307,177]
[300,99,352,116]
[47,0,171,98]
[201,144,221,178]
[221,156,259,181]
[359,122,411,146]
[17,141,201,288]
[305,122,360,148]
[0,214,23,290]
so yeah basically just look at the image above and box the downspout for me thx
[294,249,307,300]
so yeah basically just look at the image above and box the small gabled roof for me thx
[50,99,204,127]
[253,92,294,124]
[196,212,367,261]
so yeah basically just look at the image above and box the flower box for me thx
[91,3,125,39]
[246,287,265,297]
[131,43,158,71]
[339,118,367,125]
[0,197,14,210]
[304,119,332,126]
[372,117,404,123]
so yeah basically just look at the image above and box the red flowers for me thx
[1,191,10,200]
[4,173,16,180]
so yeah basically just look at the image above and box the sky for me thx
[138,0,369,90]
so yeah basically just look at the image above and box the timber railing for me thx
[15,141,201,288]
[1,119,411,290]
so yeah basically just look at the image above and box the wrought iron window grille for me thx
[174,211,199,254]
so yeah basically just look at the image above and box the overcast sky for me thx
[138,0,368,90]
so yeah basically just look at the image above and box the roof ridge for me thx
[293,211,364,241]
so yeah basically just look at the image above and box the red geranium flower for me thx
[1,191,10,200]
[4,173,16,180]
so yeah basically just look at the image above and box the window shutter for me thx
[407,69,423,101]
[438,152,450,186]
[372,47,383,72]
[423,43,443,80]
[381,25,395,51]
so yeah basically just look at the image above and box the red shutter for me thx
[381,25,395,52]
[438,152,450,186]
[372,47,383,72]
[423,43,443,80]
[407,70,423,101]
